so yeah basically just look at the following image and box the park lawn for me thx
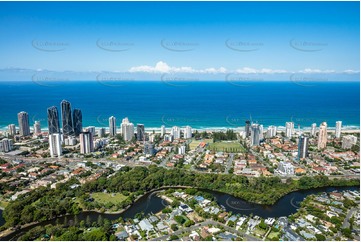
[0,199,9,208]
[91,192,128,205]
[189,139,213,150]
[183,164,192,169]
[267,231,280,240]
[208,141,244,152]
[253,227,267,237]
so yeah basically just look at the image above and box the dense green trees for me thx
[2,165,359,230]
[212,130,237,142]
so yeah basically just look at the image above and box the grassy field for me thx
[189,139,213,150]
[253,227,267,237]
[0,199,9,208]
[267,231,280,240]
[91,192,128,205]
[208,141,244,152]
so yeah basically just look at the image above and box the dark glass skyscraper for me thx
[61,100,73,136]
[47,106,60,134]
[298,135,309,160]
[137,124,145,141]
[245,120,251,137]
[73,109,83,136]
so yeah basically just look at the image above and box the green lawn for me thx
[267,231,280,240]
[253,227,267,237]
[0,199,9,208]
[208,141,244,152]
[91,192,128,205]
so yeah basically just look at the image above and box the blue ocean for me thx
[0,81,359,130]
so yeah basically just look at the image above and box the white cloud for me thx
[129,61,227,74]
[235,67,287,74]
[299,68,335,74]
[342,69,360,74]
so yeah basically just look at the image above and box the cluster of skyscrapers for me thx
[5,105,355,160]
[47,100,83,136]
[46,100,84,157]
[243,120,347,161]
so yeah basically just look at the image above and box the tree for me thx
[315,234,326,241]
[162,207,172,213]
[184,220,195,227]
[97,215,104,227]
[86,215,91,227]
[170,235,179,240]
[73,215,79,226]
[82,228,107,241]
[258,220,267,230]
[171,224,178,231]
[341,228,352,238]
[171,200,180,208]
[79,220,85,228]
[174,216,186,224]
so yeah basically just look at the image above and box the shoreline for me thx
[0,126,359,133]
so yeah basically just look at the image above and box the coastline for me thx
[0,125,359,133]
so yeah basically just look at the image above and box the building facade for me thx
[80,132,94,154]
[47,106,60,135]
[49,133,62,158]
[17,111,30,136]
[73,108,83,136]
[121,117,134,141]
[109,116,117,137]
[61,100,73,136]
[335,121,342,138]
[317,122,328,149]
[298,135,309,160]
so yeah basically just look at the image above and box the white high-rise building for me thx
[33,121,41,135]
[317,122,328,149]
[342,135,358,149]
[18,111,30,136]
[85,126,96,137]
[49,133,62,158]
[171,126,181,139]
[98,128,106,138]
[278,161,294,175]
[311,123,317,136]
[259,125,264,140]
[80,132,94,154]
[161,125,166,136]
[109,116,117,137]
[7,124,16,136]
[64,136,77,146]
[285,122,294,138]
[149,134,155,143]
[0,138,13,153]
[164,134,173,142]
[121,117,134,141]
[335,121,342,138]
[178,145,186,155]
[183,126,192,139]
[250,124,260,146]
[266,126,277,138]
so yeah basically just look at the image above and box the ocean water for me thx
[0,81,359,130]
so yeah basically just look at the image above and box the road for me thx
[224,153,234,174]
[342,207,358,229]
[151,219,260,241]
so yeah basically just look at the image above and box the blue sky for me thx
[0,1,359,80]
